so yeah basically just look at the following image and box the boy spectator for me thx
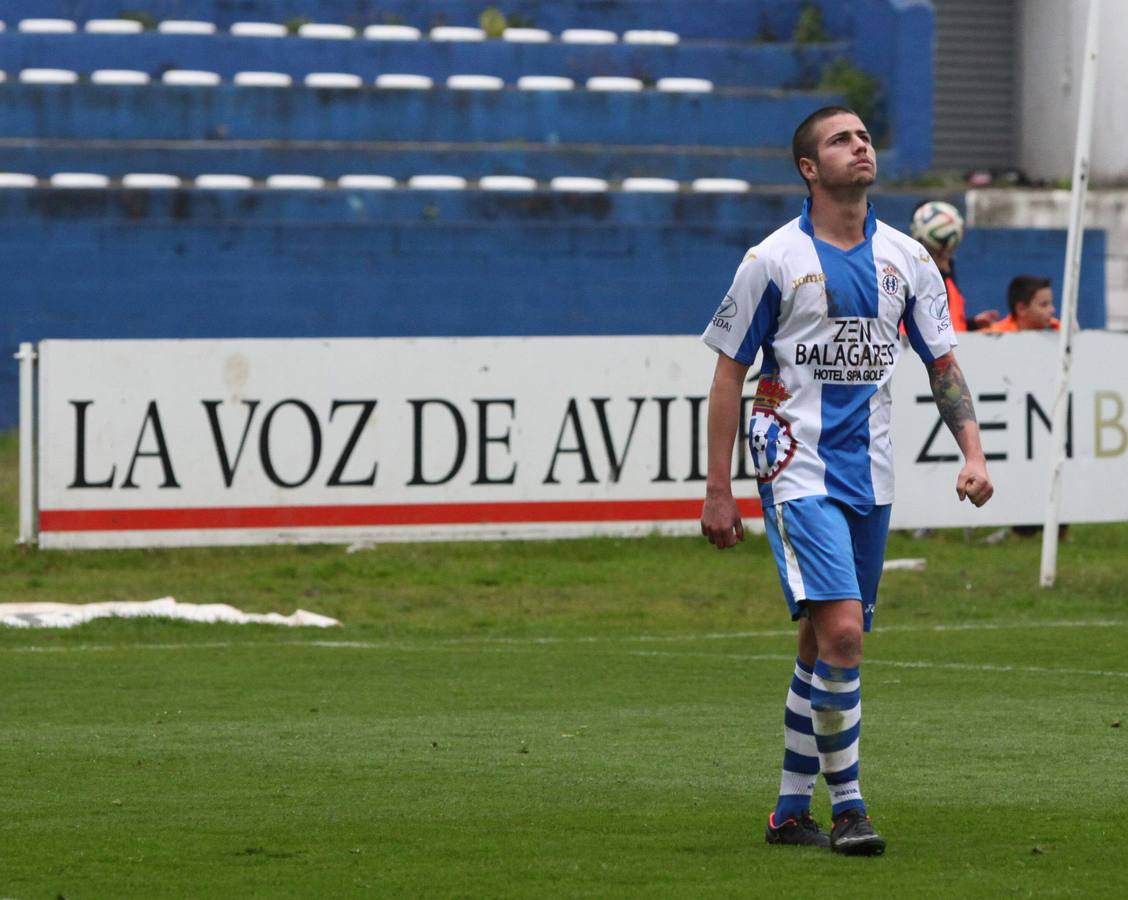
[983,275,1060,332]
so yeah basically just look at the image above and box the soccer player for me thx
[699,106,994,856]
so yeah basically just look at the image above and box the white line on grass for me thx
[426,617,1128,647]
[625,649,1128,680]
[4,617,1127,663]
[7,640,255,654]
[7,639,1127,680]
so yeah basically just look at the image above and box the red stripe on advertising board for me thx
[39,498,764,532]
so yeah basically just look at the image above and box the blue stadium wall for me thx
[0,188,1105,428]
[2,0,935,174]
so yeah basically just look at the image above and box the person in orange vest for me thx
[982,275,1061,332]
[910,201,999,331]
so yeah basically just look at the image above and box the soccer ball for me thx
[911,201,965,253]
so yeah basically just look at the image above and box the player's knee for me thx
[821,622,863,666]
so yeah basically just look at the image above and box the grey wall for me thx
[1018,0,1128,183]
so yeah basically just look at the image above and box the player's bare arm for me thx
[701,354,750,548]
[924,351,994,507]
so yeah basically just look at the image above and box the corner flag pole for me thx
[1040,0,1102,588]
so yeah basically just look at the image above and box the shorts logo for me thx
[880,265,900,296]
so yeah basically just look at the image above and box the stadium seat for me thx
[517,76,575,91]
[158,21,217,35]
[430,26,484,42]
[656,78,714,93]
[502,28,551,43]
[408,175,467,190]
[122,173,182,188]
[298,23,356,40]
[50,173,110,188]
[162,70,221,86]
[561,29,617,44]
[375,74,433,89]
[479,175,538,191]
[363,25,421,41]
[2,81,837,148]
[18,19,77,33]
[0,174,37,188]
[85,19,144,34]
[586,76,643,92]
[446,75,504,91]
[304,73,362,89]
[195,174,254,189]
[0,24,851,91]
[337,174,397,190]
[622,30,679,45]
[691,177,751,193]
[266,175,326,189]
[91,70,151,85]
[234,72,293,87]
[550,176,609,192]
[19,69,79,84]
[621,177,680,192]
[230,22,288,38]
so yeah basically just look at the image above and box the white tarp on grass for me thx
[0,597,340,629]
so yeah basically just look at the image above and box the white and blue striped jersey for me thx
[701,199,956,510]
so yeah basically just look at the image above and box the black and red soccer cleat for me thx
[764,810,831,848]
[830,808,886,856]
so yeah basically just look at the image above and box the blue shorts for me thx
[762,496,891,632]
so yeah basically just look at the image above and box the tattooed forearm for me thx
[926,353,977,438]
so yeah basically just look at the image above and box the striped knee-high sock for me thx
[810,660,865,818]
[773,658,819,821]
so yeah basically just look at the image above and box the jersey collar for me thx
[799,197,877,242]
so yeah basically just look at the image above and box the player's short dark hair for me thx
[791,105,858,188]
[1007,275,1051,315]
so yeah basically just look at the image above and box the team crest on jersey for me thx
[880,265,901,297]
[754,378,791,409]
[748,410,796,482]
[748,379,796,482]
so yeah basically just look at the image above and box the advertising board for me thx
[20,333,1128,548]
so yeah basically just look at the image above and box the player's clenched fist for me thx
[701,493,745,549]
[956,469,992,512]
[956,461,994,507]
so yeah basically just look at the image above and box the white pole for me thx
[1040,0,1101,588]
[15,342,38,544]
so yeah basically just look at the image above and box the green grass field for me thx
[0,431,1125,898]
